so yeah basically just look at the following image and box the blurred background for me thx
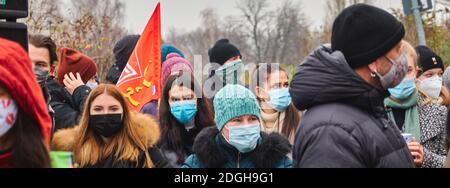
[20,0,450,81]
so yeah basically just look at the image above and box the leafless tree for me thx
[27,0,126,81]
[267,0,310,65]
[319,0,375,44]
[237,0,270,63]
[26,0,64,35]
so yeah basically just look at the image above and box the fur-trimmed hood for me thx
[51,112,160,152]
[192,127,292,168]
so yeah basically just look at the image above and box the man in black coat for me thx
[290,4,415,168]
[48,48,97,132]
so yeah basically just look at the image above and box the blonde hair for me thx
[401,40,418,69]
[417,85,450,106]
[73,84,154,168]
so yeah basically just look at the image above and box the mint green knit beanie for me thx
[213,84,261,131]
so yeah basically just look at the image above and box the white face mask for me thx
[420,76,443,99]
[86,81,98,90]
[0,99,18,137]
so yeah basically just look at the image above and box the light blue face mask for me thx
[388,78,416,100]
[170,100,198,124]
[215,60,244,85]
[227,124,261,153]
[266,88,292,112]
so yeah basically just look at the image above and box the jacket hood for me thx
[51,112,160,151]
[113,35,140,70]
[289,45,389,116]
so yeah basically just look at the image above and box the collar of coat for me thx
[51,112,160,153]
[192,127,291,168]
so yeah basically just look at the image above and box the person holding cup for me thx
[386,42,448,168]
[385,41,424,167]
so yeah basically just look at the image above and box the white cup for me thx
[402,133,414,144]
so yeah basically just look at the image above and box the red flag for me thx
[116,3,161,112]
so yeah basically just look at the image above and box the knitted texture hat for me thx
[208,39,242,66]
[57,48,97,85]
[161,53,193,86]
[162,44,185,64]
[213,84,261,131]
[416,45,444,75]
[331,4,405,68]
[0,38,52,145]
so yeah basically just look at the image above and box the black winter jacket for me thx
[290,46,415,168]
[47,78,91,132]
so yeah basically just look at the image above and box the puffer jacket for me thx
[47,78,91,132]
[290,45,415,168]
[182,127,292,168]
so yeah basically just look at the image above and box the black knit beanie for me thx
[331,4,405,68]
[208,39,242,65]
[416,45,444,74]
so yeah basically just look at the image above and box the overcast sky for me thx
[123,0,402,38]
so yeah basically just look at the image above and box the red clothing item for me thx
[57,47,97,85]
[0,38,52,145]
[0,152,13,168]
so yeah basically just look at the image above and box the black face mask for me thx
[33,66,49,86]
[90,114,123,138]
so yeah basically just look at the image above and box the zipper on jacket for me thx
[237,152,241,168]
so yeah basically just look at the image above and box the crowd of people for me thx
[1,4,450,168]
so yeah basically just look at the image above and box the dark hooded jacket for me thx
[106,35,140,84]
[47,78,91,132]
[182,127,292,168]
[290,45,415,168]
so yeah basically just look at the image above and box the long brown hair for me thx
[74,84,154,168]
[159,72,215,164]
[250,63,301,139]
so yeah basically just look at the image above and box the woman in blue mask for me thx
[183,84,292,168]
[385,41,449,168]
[159,72,215,167]
[251,64,302,144]
[385,41,424,168]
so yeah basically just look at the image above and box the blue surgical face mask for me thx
[266,88,292,112]
[226,124,261,153]
[170,100,198,124]
[388,78,416,100]
[215,59,244,85]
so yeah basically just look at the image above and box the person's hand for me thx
[63,72,85,95]
[408,137,424,168]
